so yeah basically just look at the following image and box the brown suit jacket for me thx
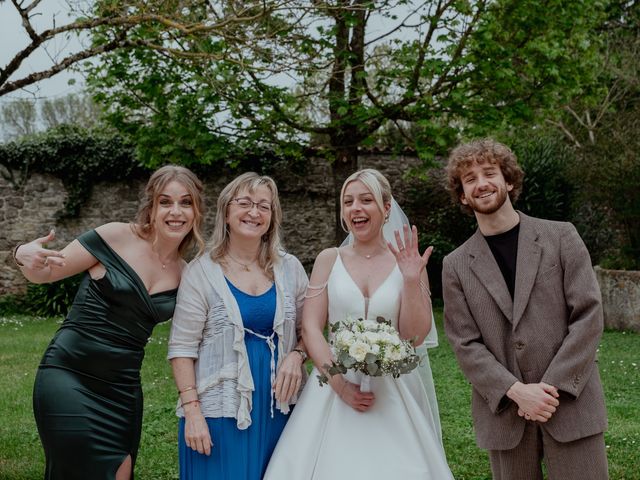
[443,212,607,450]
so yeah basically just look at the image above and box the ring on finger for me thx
[43,257,49,266]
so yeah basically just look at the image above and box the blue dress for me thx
[178,279,290,480]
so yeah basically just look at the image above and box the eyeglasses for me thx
[231,197,272,213]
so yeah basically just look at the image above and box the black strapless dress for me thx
[32,230,177,480]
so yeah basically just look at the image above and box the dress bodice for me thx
[327,251,402,330]
[40,229,176,384]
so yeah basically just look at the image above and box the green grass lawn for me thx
[1,311,638,479]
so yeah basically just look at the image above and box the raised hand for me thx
[386,224,433,283]
[15,230,66,270]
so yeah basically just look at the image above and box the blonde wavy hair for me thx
[209,172,283,276]
[340,168,392,233]
[134,165,205,257]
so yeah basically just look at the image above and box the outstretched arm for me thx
[15,229,97,283]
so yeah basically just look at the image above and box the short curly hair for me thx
[445,139,524,215]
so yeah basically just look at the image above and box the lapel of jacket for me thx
[513,212,542,329]
[468,229,514,323]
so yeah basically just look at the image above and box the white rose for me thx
[386,345,403,361]
[379,331,400,345]
[370,344,381,355]
[335,330,355,348]
[363,331,381,344]
[349,341,371,362]
[362,320,379,330]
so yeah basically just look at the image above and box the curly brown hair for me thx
[445,139,524,215]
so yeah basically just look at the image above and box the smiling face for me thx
[225,185,273,241]
[342,180,390,241]
[152,180,195,241]
[459,160,513,215]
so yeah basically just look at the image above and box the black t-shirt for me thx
[484,223,520,299]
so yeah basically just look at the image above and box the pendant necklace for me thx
[352,245,384,260]
[227,252,257,272]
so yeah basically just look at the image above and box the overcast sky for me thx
[0,0,85,103]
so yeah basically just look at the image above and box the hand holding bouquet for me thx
[318,316,421,391]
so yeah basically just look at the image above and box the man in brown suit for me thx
[442,139,608,479]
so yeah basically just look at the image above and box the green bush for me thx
[0,125,146,218]
[512,135,574,221]
[0,294,24,315]
[568,106,640,270]
[23,274,84,317]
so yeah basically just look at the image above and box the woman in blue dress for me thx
[168,172,309,480]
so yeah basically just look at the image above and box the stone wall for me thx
[594,266,640,332]
[0,154,423,295]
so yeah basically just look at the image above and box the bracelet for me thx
[419,280,431,297]
[178,385,196,395]
[180,399,200,408]
[292,348,308,362]
[12,244,24,267]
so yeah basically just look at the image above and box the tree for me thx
[40,93,102,129]
[546,0,640,268]
[0,0,281,97]
[89,0,609,241]
[1,98,37,139]
[1,93,102,140]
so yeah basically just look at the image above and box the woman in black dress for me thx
[13,165,205,480]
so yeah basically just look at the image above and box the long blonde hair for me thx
[134,165,205,257]
[209,172,283,276]
[339,168,392,233]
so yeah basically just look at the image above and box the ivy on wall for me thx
[0,125,148,218]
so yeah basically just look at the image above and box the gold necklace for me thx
[226,252,257,272]
[155,252,175,270]
[352,245,385,260]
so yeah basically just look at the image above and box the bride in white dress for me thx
[264,169,454,479]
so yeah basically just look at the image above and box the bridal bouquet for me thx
[318,316,421,390]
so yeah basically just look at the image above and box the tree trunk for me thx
[331,144,359,245]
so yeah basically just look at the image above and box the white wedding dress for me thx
[264,253,454,479]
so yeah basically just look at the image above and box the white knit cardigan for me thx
[168,252,308,429]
